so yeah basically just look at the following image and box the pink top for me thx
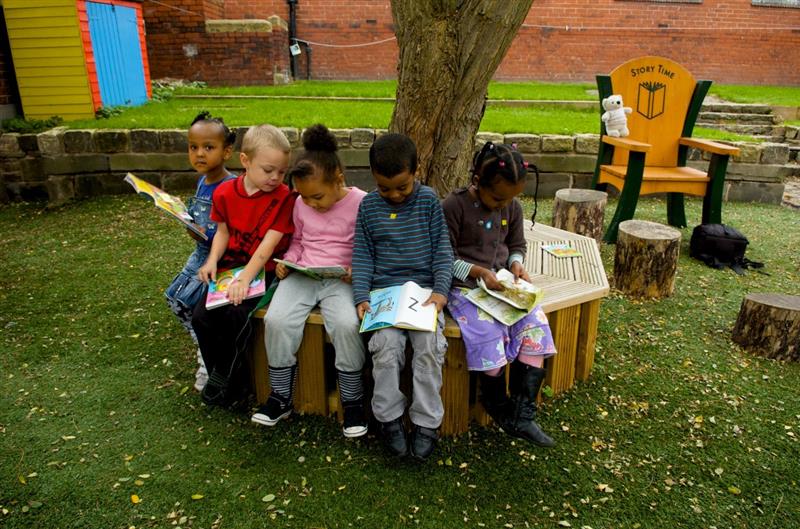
[282,187,367,267]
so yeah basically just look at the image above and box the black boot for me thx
[508,362,555,447]
[478,371,513,432]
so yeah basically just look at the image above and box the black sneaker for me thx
[251,393,292,426]
[410,425,438,461]
[380,418,408,457]
[201,371,229,406]
[341,401,368,438]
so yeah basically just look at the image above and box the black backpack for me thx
[689,223,764,275]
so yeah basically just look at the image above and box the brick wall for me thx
[143,0,289,86]
[220,0,800,85]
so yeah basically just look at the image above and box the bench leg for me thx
[575,300,601,382]
[295,322,328,415]
[440,337,470,436]
[546,305,580,396]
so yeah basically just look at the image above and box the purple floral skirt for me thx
[448,287,557,372]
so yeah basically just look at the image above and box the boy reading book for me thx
[352,133,453,460]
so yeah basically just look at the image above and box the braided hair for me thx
[287,124,345,188]
[471,141,539,225]
[190,110,236,147]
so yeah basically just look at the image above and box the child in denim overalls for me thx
[165,112,236,391]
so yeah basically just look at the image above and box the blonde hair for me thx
[241,124,291,159]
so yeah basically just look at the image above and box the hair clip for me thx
[498,160,506,167]
[511,143,518,150]
[522,161,529,168]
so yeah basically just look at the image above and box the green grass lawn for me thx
[708,85,800,107]
[1,195,798,528]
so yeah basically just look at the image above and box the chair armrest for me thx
[602,135,651,153]
[679,137,740,156]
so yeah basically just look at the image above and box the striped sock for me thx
[337,370,364,403]
[269,365,296,402]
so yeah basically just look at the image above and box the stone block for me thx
[330,129,351,148]
[0,176,8,203]
[724,181,785,204]
[344,168,374,191]
[719,162,791,181]
[732,142,760,164]
[233,127,249,152]
[339,149,370,168]
[46,175,75,206]
[529,153,597,173]
[74,173,132,198]
[541,135,574,152]
[759,143,790,165]
[280,127,300,147]
[785,126,799,140]
[162,172,198,192]
[205,19,273,33]
[526,172,571,198]
[109,153,190,172]
[572,173,595,189]
[159,130,187,153]
[503,134,540,153]
[37,129,64,155]
[475,133,504,150]
[15,182,49,201]
[687,148,703,161]
[63,130,93,154]
[93,129,130,153]
[130,129,161,152]
[42,154,110,175]
[574,134,600,155]
[0,159,22,182]
[21,157,46,181]
[350,128,375,149]
[0,133,23,156]
[18,134,39,153]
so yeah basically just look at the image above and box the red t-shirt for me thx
[211,175,296,271]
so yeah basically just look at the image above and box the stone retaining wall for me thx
[0,127,797,205]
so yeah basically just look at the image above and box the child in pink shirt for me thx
[252,125,368,437]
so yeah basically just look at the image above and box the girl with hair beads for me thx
[252,124,368,437]
[442,142,557,447]
[165,111,236,391]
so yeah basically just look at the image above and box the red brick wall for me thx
[143,0,289,85]
[221,0,800,85]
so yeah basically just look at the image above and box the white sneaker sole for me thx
[343,425,368,438]
[251,409,291,427]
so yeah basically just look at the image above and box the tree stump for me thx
[551,188,608,243]
[614,220,681,298]
[731,293,800,361]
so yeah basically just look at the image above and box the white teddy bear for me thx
[601,95,632,137]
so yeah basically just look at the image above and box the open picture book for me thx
[205,266,266,309]
[124,173,208,241]
[359,281,438,333]
[465,268,544,326]
[273,258,347,280]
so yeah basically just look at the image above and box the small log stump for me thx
[731,293,800,361]
[551,188,608,243]
[614,220,681,298]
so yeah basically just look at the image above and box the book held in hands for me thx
[124,172,208,240]
[359,281,438,333]
[273,258,347,280]
[465,269,544,326]
[205,267,266,309]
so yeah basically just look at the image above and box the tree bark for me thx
[732,293,800,361]
[389,0,534,195]
[552,189,608,244]
[614,220,681,299]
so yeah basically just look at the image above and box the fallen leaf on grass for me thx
[191,494,204,500]
[262,494,275,502]
[728,486,741,495]
[130,494,141,504]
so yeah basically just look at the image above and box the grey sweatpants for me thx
[368,313,447,429]
[264,273,365,372]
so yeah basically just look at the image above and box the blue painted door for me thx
[86,2,148,107]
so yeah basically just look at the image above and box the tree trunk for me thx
[614,220,681,299]
[389,0,533,195]
[552,188,608,244]
[732,293,800,361]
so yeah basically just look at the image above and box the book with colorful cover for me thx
[273,258,347,280]
[542,243,582,258]
[124,172,208,241]
[205,267,266,309]
[359,281,437,333]
[466,269,544,326]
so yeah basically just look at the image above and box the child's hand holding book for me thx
[424,292,447,312]
[509,261,531,283]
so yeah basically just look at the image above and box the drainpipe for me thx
[287,0,298,78]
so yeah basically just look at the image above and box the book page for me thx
[478,269,543,311]
[274,259,347,280]
[205,267,266,309]
[465,287,528,326]
[125,173,208,240]
[360,285,401,332]
[394,282,437,332]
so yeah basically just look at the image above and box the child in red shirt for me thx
[193,124,296,407]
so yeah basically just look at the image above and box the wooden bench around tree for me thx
[247,222,609,436]
[592,56,740,243]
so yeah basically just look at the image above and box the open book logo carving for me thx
[636,81,667,120]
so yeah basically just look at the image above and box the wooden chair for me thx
[592,56,740,243]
